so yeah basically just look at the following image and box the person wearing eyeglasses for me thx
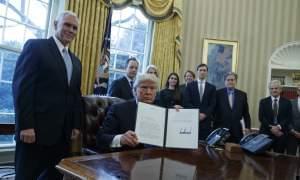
[287,86,300,155]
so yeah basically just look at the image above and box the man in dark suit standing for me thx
[12,11,82,179]
[287,86,300,155]
[108,57,139,100]
[259,80,292,153]
[97,73,159,152]
[183,64,216,140]
[215,72,251,143]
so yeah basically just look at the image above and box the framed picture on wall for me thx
[202,38,239,89]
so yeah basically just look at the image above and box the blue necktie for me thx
[130,80,134,89]
[62,48,73,84]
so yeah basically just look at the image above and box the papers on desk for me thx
[131,158,196,180]
[135,102,199,149]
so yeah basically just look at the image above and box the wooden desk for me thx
[57,146,300,180]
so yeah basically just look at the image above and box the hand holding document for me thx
[135,102,199,149]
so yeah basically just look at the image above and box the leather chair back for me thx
[82,95,124,149]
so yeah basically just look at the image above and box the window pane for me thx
[135,10,148,31]
[3,20,25,49]
[1,53,18,81]
[110,7,152,81]
[110,51,116,68]
[118,28,132,50]
[0,135,15,144]
[0,114,15,124]
[136,54,144,72]
[115,54,129,70]
[24,26,44,40]
[0,82,14,114]
[0,2,7,16]
[27,0,48,29]
[40,0,50,3]
[108,72,115,86]
[6,0,25,22]
[0,17,4,43]
[110,26,119,48]
[119,7,135,29]
[111,9,120,25]
[132,31,146,53]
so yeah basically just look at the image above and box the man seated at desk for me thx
[97,73,159,152]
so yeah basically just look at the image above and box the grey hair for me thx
[133,73,159,90]
[224,72,238,81]
[269,80,281,88]
[55,11,79,23]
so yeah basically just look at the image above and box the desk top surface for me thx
[57,146,300,180]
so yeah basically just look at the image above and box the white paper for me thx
[165,109,199,149]
[135,102,166,147]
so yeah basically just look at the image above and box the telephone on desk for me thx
[206,128,230,146]
[240,133,273,154]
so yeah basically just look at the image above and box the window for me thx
[0,0,52,127]
[109,7,153,84]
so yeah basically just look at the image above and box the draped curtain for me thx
[65,0,110,95]
[109,0,183,88]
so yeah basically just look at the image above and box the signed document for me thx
[135,102,199,149]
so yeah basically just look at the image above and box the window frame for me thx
[109,6,153,80]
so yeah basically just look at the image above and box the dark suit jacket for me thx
[215,88,251,142]
[259,96,292,135]
[97,100,142,151]
[179,84,186,97]
[183,81,216,130]
[108,76,133,100]
[290,98,300,131]
[12,37,83,146]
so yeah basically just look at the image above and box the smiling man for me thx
[97,73,159,152]
[13,11,82,179]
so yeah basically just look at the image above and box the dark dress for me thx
[159,88,182,108]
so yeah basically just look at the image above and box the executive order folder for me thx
[135,102,199,149]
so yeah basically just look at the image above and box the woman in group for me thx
[159,72,183,108]
[145,64,159,78]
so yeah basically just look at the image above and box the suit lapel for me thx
[232,90,239,110]
[267,97,274,119]
[223,88,232,110]
[296,99,300,114]
[202,82,208,101]
[48,37,68,85]
[69,51,77,87]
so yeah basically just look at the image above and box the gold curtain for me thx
[151,14,181,88]
[150,0,182,88]
[65,0,110,95]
